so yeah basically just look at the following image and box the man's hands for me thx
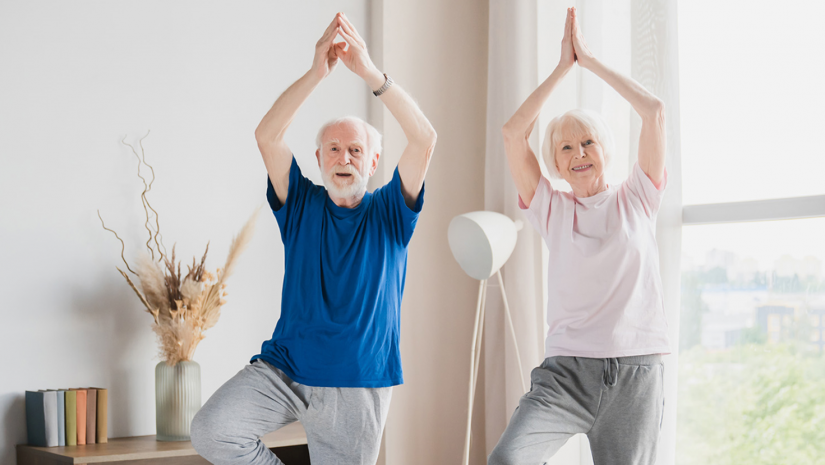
[310,13,384,89]
[310,16,342,82]
[334,14,385,88]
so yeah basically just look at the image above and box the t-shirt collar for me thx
[325,189,372,215]
[574,184,613,206]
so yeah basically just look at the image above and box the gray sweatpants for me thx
[190,360,392,465]
[489,355,664,465]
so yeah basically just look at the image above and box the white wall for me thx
[0,1,369,462]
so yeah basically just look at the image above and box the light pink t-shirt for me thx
[520,162,671,358]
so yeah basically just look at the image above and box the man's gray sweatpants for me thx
[489,355,664,465]
[190,360,391,465]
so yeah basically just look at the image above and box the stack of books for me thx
[25,388,108,447]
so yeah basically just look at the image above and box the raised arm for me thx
[502,8,576,207]
[335,14,437,208]
[255,16,341,204]
[570,8,666,187]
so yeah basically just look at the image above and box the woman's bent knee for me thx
[487,446,519,465]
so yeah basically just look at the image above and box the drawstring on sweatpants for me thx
[603,358,619,387]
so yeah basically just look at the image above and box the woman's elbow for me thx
[501,123,519,143]
[639,98,666,124]
[648,98,666,118]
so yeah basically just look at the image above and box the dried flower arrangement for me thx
[99,132,258,366]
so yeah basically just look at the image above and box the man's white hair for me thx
[316,116,383,158]
[541,109,614,179]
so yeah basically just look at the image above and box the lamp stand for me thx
[462,269,526,465]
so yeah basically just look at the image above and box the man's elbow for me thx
[414,126,437,153]
[424,128,437,149]
[254,125,267,144]
[255,126,286,149]
[420,130,437,162]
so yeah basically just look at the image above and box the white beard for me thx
[321,164,369,200]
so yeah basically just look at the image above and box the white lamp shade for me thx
[448,211,519,280]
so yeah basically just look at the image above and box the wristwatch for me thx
[373,73,394,96]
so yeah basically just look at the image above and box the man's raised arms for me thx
[255,15,341,205]
[335,13,437,208]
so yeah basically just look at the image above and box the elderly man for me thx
[190,12,436,465]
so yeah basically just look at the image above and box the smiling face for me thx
[554,129,605,186]
[542,109,613,197]
[316,120,379,204]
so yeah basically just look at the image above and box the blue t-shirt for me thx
[252,157,424,388]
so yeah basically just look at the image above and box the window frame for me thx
[682,195,825,225]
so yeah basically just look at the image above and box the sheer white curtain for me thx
[630,1,682,463]
[482,1,682,463]
[483,0,546,458]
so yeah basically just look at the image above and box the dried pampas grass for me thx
[126,209,259,365]
[99,132,260,365]
[121,210,260,365]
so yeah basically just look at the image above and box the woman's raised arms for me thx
[502,8,576,207]
[570,7,666,187]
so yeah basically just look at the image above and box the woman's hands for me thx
[570,7,596,69]
[558,7,596,71]
[559,8,576,70]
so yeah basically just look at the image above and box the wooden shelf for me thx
[17,422,308,464]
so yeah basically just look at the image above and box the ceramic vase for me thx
[155,360,201,441]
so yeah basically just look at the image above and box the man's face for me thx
[316,121,379,200]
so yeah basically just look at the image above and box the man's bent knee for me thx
[190,408,268,464]
[190,409,215,458]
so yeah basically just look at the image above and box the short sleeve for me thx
[375,166,424,246]
[518,176,555,237]
[265,156,315,243]
[625,162,667,217]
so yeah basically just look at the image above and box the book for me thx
[85,388,97,444]
[72,389,87,445]
[64,390,77,446]
[55,390,66,446]
[94,387,108,443]
[25,390,58,447]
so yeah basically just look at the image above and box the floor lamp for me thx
[448,211,526,465]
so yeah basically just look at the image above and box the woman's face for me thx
[555,132,605,186]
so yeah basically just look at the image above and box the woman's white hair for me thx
[316,116,383,159]
[541,109,614,179]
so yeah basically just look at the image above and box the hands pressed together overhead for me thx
[311,13,381,85]
[559,7,595,70]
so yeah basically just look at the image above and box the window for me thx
[677,219,825,463]
[679,0,825,205]
[676,1,825,463]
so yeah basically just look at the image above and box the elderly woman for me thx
[489,7,669,465]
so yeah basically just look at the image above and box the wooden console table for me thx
[17,421,309,465]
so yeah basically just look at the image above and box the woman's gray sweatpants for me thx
[190,360,391,465]
[489,355,664,465]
